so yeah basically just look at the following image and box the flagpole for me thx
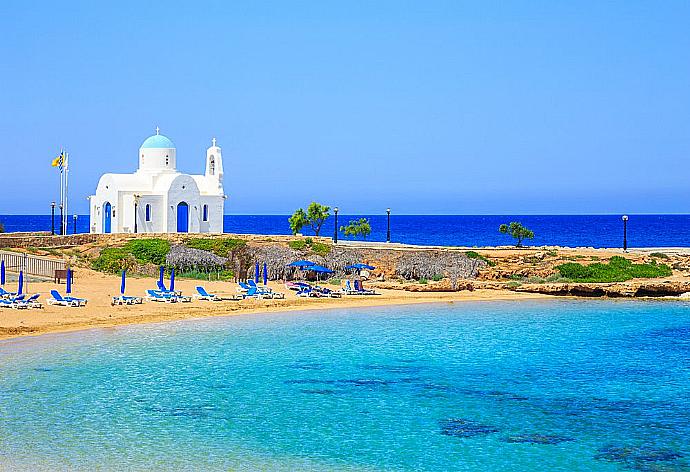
[64,151,69,235]
[60,149,64,235]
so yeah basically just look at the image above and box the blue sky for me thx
[0,1,689,215]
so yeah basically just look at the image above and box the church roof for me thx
[141,134,175,149]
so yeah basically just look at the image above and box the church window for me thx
[165,157,169,165]
[209,156,215,175]
[145,204,151,222]
[203,204,208,221]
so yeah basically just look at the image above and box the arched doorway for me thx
[103,202,112,233]
[176,202,189,233]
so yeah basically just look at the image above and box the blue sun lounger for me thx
[47,290,87,307]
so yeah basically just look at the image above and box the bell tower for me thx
[205,137,224,191]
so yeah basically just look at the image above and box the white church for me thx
[89,128,226,234]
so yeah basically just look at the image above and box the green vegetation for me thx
[650,252,669,260]
[310,241,331,257]
[126,238,170,265]
[465,250,496,267]
[546,249,558,257]
[590,256,600,261]
[499,222,534,247]
[340,218,372,239]
[288,239,307,250]
[556,256,672,283]
[431,274,444,282]
[92,247,136,273]
[288,237,331,256]
[175,268,234,281]
[185,237,246,257]
[327,278,342,286]
[506,281,522,289]
[418,278,428,284]
[289,202,331,236]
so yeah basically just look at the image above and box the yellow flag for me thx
[52,152,64,168]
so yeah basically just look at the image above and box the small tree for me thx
[288,208,308,235]
[289,202,331,236]
[306,202,331,236]
[499,222,534,247]
[340,218,372,239]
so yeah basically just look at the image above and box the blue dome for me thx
[141,134,175,149]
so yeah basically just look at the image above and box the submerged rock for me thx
[502,434,575,445]
[595,445,684,466]
[439,418,499,438]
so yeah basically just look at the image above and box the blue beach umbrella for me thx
[344,263,376,271]
[159,266,165,289]
[287,260,315,268]
[1,260,5,286]
[255,262,260,283]
[121,270,126,295]
[170,268,176,292]
[302,264,334,281]
[18,271,23,296]
[263,262,268,286]
[66,268,72,294]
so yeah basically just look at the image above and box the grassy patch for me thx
[185,237,246,257]
[418,278,428,284]
[289,237,331,256]
[125,239,170,265]
[92,247,135,273]
[327,278,342,286]
[506,281,521,289]
[556,256,672,283]
[431,274,444,282]
[465,250,495,267]
[175,269,234,281]
[650,252,669,260]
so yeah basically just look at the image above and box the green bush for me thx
[288,240,307,250]
[310,242,331,257]
[418,278,428,284]
[556,256,672,283]
[431,274,444,282]
[650,252,669,259]
[185,237,246,257]
[92,247,135,273]
[465,251,495,267]
[125,239,170,264]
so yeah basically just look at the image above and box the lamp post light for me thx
[622,215,629,252]
[73,214,78,235]
[50,202,56,235]
[133,194,141,234]
[59,203,64,235]
[333,207,339,244]
[386,208,391,243]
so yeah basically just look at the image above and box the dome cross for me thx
[155,126,160,135]
[212,137,217,147]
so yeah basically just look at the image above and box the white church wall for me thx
[135,195,165,233]
[139,147,176,172]
[167,175,202,233]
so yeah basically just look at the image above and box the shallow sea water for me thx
[0,300,689,471]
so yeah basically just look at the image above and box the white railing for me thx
[0,250,67,278]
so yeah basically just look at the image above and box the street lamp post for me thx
[334,207,339,244]
[73,214,78,235]
[134,194,141,234]
[386,208,391,243]
[622,215,629,251]
[50,202,56,235]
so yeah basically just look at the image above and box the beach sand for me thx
[0,269,547,341]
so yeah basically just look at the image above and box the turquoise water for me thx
[1,300,689,471]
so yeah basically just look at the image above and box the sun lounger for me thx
[0,294,31,309]
[47,290,87,307]
[146,289,177,303]
[111,295,143,305]
[354,280,377,295]
[316,286,342,298]
[344,280,360,295]
[194,286,220,301]
[15,293,42,309]
[157,280,182,296]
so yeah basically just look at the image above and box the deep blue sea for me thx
[1,214,689,248]
[1,300,689,471]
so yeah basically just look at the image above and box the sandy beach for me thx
[0,269,548,341]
